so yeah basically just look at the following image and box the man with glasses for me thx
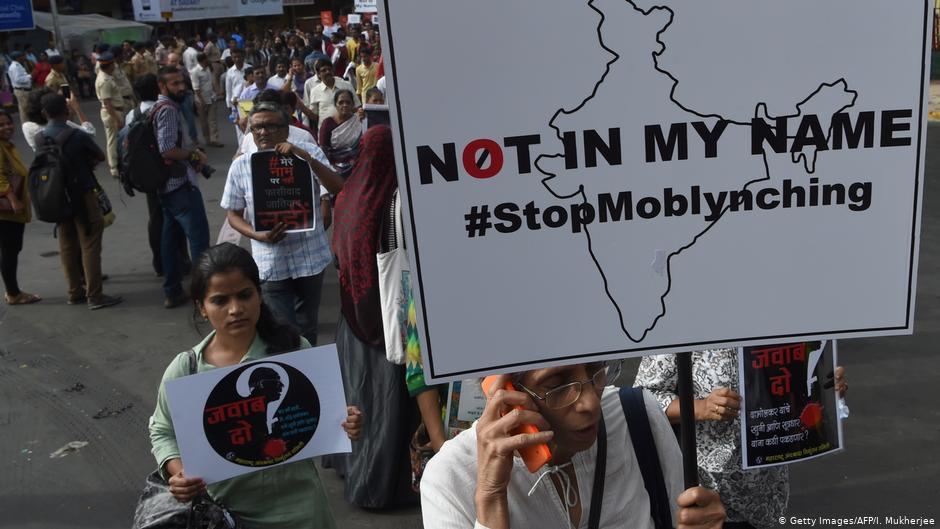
[420,361,727,529]
[220,103,345,346]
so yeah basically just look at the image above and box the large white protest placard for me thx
[165,345,350,484]
[378,0,931,381]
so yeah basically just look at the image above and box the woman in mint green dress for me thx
[149,243,362,528]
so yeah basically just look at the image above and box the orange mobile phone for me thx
[482,376,552,473]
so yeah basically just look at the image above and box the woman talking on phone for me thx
[148,243,362,528]
[420,362,726,529]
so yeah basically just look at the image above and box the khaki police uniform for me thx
[95,70,125,177]
[44,69,68,94]
[113,63,136,108]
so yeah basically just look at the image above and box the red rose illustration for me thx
[263,438,287,458]
[800,402,823,429]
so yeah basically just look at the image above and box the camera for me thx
[190,148,215,179]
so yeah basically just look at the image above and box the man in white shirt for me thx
[44,38,62,58]
[7,51,33,120]
[224,48,251,143]
[219,38,238,62]
[266,56,290,91]
[192,53,222,147]
[304,59,359,131]
[182,40,199,74]
[420,367,726,529]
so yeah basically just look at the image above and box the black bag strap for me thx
[187,349,197,375]
[57,127,78,146]
[148,99,183,148]
[41,126,78,150]
[586,416,607,529]
[619,387,673,529]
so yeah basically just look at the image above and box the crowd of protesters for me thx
[0,18,857,529]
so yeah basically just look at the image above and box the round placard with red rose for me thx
[202,361,320,467]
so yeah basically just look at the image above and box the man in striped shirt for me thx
[154,65,211,308]
[220,103,344,345]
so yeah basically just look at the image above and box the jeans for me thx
[160,185,210,298]
[146,192,189,275]
[181,93,199,144]
[261,272,325,346]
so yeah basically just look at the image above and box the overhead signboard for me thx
[0,0,35,32]
[132,0,283,22]
[379,0,932,382]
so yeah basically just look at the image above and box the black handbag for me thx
[132,351,243,529]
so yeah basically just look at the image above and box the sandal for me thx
[5,292,42,305]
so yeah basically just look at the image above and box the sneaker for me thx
[88,294,123,310]
[164,292,189,309]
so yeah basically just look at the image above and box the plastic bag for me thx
[132,471,242,529]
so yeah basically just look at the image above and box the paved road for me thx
[0,100,937,528]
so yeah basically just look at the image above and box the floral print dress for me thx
[633,349,788,528]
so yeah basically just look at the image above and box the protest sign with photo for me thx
[738,341,843,469]
[250,151,317,233]
[377,0,931,381]
[165,345,350,484]
[444,379,486,438]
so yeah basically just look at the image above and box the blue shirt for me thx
[220,141,334,282]
[304,51,329,72]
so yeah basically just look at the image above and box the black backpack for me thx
[120,101,182,195]
[28,128,79,224]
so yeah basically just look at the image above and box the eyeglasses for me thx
[249,123,287,133]
[517,361,622,409]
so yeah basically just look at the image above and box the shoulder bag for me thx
[131,351,243,529]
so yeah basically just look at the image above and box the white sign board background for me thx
[132,0,282,22]
[165,345,350,484]
[380,0,931,382]
[355,0,378,14]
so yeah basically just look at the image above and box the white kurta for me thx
[420,387,684,529]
